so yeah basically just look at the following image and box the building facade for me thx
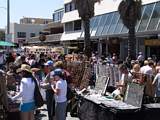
[27,8,64,51]
[20,17,53,25]
[8,23,46,47]
[61,0,160,59]
[53,8,64,23]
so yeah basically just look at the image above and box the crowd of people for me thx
[0,51,81,120]
[1,50,160,120]
[91,52,160,102]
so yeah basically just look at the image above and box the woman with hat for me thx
[12,64,35,120]
[51,68,67,120]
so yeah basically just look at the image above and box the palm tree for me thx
[73,0,101,59]
[118,0,142,60]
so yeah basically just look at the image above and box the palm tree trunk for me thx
[83,18,92,59]
[128,23,136,60]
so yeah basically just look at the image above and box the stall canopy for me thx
[0,41,15,47]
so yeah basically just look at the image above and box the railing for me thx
[27,33,62,43]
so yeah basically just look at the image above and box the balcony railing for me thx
[27,33,62,44]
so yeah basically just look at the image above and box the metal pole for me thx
[7,0,10,35]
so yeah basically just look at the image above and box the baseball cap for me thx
[44,60,54,66]
[50,68,63,78]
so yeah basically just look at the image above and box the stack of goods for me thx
[79,62,92,90]
[0,71,8,119]
[7,96,20,112]
[65,61,86,88]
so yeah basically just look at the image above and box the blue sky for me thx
[0,0,64,28]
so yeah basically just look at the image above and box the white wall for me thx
[62,0,160,23]
[9,23,46,43]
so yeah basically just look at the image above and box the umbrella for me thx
[0,41,15,47]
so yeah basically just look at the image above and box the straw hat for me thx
[54,61,63,68]
[31,68,41,72]
[17,64,31,73]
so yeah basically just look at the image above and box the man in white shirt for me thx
[137,52,144,62]
[142,60,154,97]
[143,61,154,76]
[140,60,149,74]
[51,68,67,120]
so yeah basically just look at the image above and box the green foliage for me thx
[118,0,142,29]
[73,0,101,20]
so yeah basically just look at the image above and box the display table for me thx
[77,92,160,120]
[7,97,20,120]
[78,93,141,120]
[141,103,160,120]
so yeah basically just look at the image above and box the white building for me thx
[6,23,46,46]
[61,0,160,59]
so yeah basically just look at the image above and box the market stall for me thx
[77,83,143,120]
[0,70,20,120]
[76,63,160,120]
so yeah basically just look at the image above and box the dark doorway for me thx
[146,46,160,61]
[108,43,120,57]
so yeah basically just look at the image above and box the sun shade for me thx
[0,41,15,46]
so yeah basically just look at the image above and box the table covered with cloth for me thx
[78,93,142,120]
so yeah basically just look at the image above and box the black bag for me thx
[32,77,44,108]
[67,86,75,100]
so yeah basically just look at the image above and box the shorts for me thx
[20,101,35,112]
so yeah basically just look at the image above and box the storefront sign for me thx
[145,39,160,46]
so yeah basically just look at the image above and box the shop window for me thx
[65,2,76,12]
[107,12,119,34]
[147,2,160,30]
[53,10,64,22]
[65,22,74,32]
[71,2,76,10]
[121,26,128,33]
[137,3,154,32]
[17,32,26,38]
[65,3,70,12]
[135,6,145,31]
[96,14,108,36]
[53,13,59,22]
[114,18,123,34]
[80,17,97,38]
[30,33,35,37]
[91,15,101,36]
[74,20,81,31]
[101,13,114,35]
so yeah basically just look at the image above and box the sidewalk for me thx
[35,105,79,120]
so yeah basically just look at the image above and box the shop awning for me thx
[61,31,82,41]
[62,10,80,23]
[0,41,15,47]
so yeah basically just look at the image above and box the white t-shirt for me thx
[12,78,35,103]
[55,79,67,103]
[143,65,153,75]
[140,65,148,74]
[137,55,144,61]
[154,73,160,97]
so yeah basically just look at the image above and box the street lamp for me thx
[7,0,10,35]
[0,0,10,41]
